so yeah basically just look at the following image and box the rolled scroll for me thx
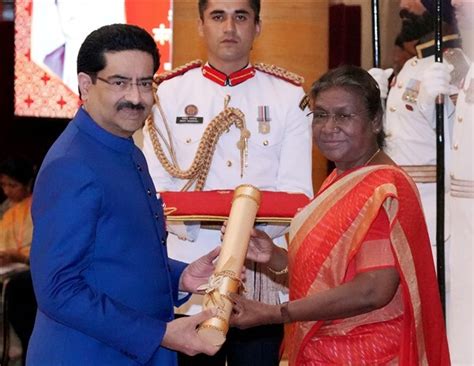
[197,184,261,346]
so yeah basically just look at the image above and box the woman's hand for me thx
[229,293,281,329]
[0,250,27,266]
[220,222,275,264]
[246,228,274,264]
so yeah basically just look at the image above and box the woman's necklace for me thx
[364,148,381,166]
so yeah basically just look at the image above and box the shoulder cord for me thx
[147,95,248,191]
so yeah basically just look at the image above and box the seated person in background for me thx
[0,194,12,219]
[0,157,35,265]
[229,66,450,365]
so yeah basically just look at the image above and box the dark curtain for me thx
[329,4,362,68]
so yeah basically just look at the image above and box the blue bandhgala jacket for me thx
[28,107,189,365]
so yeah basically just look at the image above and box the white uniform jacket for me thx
[384,35,462,250]
[142,62,313,313]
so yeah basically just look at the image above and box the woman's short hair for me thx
[309,65,385,148]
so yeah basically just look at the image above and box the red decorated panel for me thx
[14,0,172,118]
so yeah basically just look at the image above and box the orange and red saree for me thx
[286,165,449,365]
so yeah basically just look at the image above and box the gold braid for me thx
[146,104,248,191]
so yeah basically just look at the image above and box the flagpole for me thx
[371,0,381,67]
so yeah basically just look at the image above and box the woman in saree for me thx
[230,65,449,365]
[0,157,37,365]
[0,157,35,265]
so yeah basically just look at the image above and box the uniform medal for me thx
[257,106,271,134]
[402,79,420,104]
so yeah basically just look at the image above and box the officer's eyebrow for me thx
[234,9,251,16]
[208,9,251,17]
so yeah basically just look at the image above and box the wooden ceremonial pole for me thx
[371,0,381,67]
[434,0,446,317]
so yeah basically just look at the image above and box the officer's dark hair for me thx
[0,156,36,188]
[77,24,160,96]
[309,65,385,148]
[198,0,261,23]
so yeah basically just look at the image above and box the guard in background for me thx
[369,0,462,265]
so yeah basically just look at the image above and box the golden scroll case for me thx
[197,185,261,346]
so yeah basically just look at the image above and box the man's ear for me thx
[78,72,93,101]
[197,18,204,38]
[255,20,262,38]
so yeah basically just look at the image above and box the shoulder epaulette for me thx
[153,60,203,87]
[299,94,310,111]
[254,63,304,86]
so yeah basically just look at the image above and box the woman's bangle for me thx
[267,265,288,275]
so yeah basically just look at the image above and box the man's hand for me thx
[162,308,221,356]
[179,246,220,293]
[368,68,394,99]
[229,293,280,329]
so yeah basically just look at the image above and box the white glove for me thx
[368,68,394,99]
[166,221,200,242]
[418,62,457,108]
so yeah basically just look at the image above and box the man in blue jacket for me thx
[27,24,221,365]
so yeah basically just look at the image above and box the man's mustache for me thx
[399,9,419,21]
[117,101,145,111]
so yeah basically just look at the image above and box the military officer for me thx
[142,1,312,365]
[369,0,461,263]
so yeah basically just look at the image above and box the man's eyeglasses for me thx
[95,76,154,93]
[307,111,358,126]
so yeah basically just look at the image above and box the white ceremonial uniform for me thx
[384,37,459,262]
[448,61,474,365]
[142,62,313,315]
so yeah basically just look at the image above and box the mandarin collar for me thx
[415,33,461,59]
[202,63,256,86]
[74,107,135,154]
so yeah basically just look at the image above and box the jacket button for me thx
[154,213,160,219]
[161,238,167,246]
[136,164,142,171]
[147,189,152,196]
